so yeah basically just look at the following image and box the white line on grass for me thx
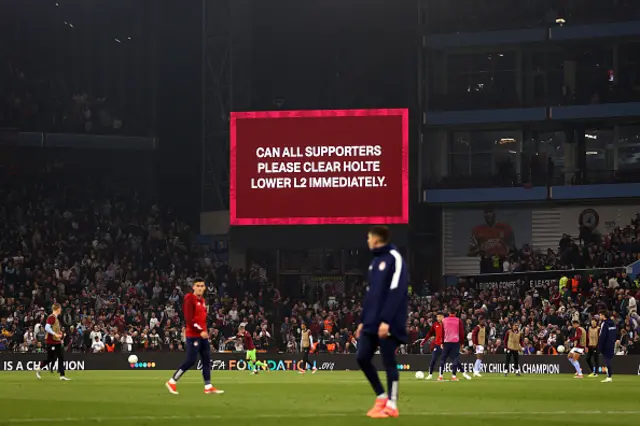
[1,377,629,386]
[5,410,640,423]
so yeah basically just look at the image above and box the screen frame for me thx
[229,108,409,226]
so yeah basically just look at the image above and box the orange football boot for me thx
[366,398,388,417]
[369,406,399,418]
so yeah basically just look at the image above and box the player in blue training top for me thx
[598,310,617,383]
[356,225,408,419]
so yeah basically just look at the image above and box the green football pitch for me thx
[1,371,638,426]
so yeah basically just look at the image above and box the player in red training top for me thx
[226,325,268,374]
[467,208,515,257]
[421,312,444,380]
[567,319,586,379]
[35,303,70,381]
[166,278,224,395]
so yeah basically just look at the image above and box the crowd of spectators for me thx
[481,214,640,274]
[421,277,639,356]
[0,161,276,354]
[1,156,639,361]
[0,56,130,135]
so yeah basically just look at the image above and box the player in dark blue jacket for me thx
[356,226,408,419]
[598,310,617,383]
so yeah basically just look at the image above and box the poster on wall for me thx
[559,206,640,240]
[448,208,533,257]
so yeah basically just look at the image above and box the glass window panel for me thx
[617,125,640,170]
[536,131,565,175]
[450,132,471,154]
[447,54,471,74]
[618,145,640,170]
[493,152,517,174]
[470,130,519,153]
[470,153,493,176]
[471,53,493,73]
[449,154,470,176]
[492,131,520,155]
[467,72,492,95]
[585,128,613,152]
[494,52,516,71]
[469,131,496,152]
[493,71,517,101]
[448,73,471,97]
[618,125,640,145]
[586,150,608,171]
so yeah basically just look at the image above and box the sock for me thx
[205,384,213,389]
[429,357,437,375]
[388,380,398,404]
[172,367,186,382]
[475,359,482,373]
[377,393,387,400]
[605,358,612,377]
[387,400,397,410]
[571,359,582,374]
[169,378,176,385]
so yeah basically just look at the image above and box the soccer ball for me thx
[557,345,565,354]
[128,354,139,364]
[415,371,425,380]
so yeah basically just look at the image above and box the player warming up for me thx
[298,323,317,374]
[567,320,586,378]
[438,308,469,381]
[586,318,600,377]
[598,310,616,383]
[166,277,224,395]
[504,322,523,376]
[422,312,444,380]
[471,316,487,377]
[35,303,70,381]
[227,325,268,374]
[356,226,408,419]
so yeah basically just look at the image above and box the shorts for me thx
[569,347,584,355]
[475,345,484,355]
[246,348,257,362]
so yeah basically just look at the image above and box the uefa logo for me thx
[130,361,157,369]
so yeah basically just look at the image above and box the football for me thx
[557,345,565,354]
[128,354,139,364]
[415,371,425,379]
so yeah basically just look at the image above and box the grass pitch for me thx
[1,371,638,425]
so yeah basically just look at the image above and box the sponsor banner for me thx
[447,208,532,258]
[2,353,640,375]
[230,109,409,226]
[458,267,626,291]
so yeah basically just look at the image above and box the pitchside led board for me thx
[230,109,409,226]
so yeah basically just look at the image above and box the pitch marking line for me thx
[5,410,640,423]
